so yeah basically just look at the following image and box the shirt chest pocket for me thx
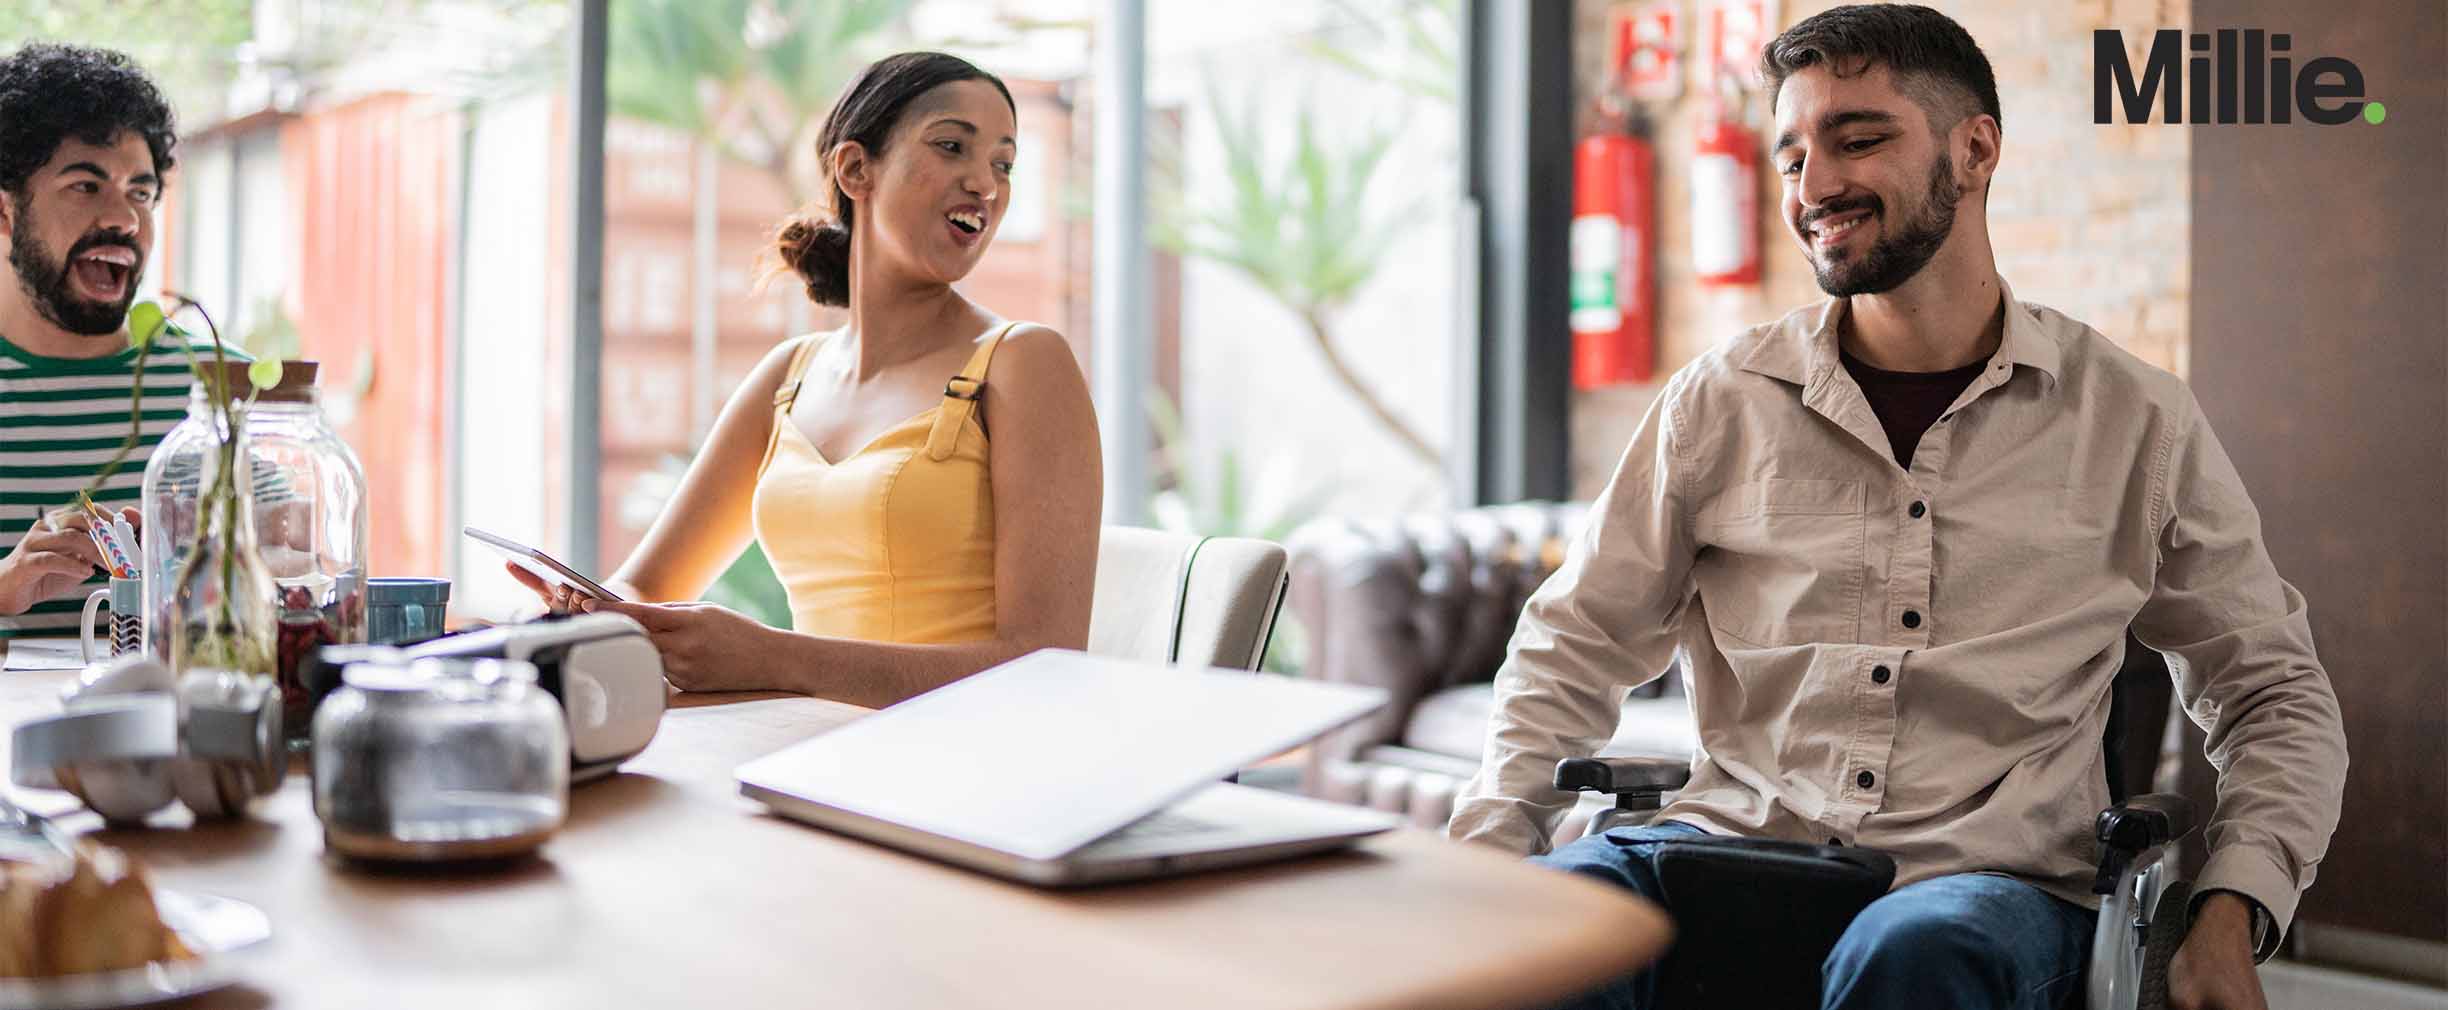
[1696,478,1867,647]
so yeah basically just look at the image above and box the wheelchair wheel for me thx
[2136,879,2191,1010]
[2090,848,2178,1010]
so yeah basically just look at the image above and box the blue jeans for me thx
[1537,822,2096,1010]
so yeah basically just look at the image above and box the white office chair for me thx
[1087,526,1288,672]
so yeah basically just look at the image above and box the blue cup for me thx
[367,577,452,645]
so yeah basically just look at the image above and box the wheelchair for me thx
[1553,645,2199,1010]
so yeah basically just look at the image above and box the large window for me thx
[5,1,575,622]
[1146,0,1465,537]
[10,0,1469,649]
[592,0,1468,653]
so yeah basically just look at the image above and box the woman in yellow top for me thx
[510,52,1101,707]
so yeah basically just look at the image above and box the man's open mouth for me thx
[68,246,138,302]
[947,209,986,236]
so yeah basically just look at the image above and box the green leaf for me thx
[127,301,166,349]
[247,358,284,391]
[702,539,793,627]
[1216,450,1244,534]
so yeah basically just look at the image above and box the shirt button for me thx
[1909,500,1927,518]
[1872,665,1891,684]
[1857,770,1876,789]
[1900,610,1922,629]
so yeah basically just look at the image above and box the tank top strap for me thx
[760,333,829,478]
[772,332,830,412]
[924,322,1019,461]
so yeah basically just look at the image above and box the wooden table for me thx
[2,652,1668,1009]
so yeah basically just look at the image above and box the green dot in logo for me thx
[2364,101,2387,125]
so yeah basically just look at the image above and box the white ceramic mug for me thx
[79,576,144,664]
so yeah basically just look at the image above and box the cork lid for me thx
[197,360,319,403]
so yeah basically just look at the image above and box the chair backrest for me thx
[1087,527,1288,671]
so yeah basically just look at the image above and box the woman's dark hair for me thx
[1758,4,2000,130]
[773,51,1014,308]
[0,43,177,199]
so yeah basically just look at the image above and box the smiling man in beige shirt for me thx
[1449,7,2346,1010]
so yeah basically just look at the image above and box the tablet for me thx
[463,526,627,603]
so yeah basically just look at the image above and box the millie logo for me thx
[2094,29,2386,125]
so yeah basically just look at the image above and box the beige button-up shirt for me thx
[1448,281,2346,938]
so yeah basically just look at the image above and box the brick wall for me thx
[1568,0,2191,497]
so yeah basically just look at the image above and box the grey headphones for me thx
[9,654,286,823]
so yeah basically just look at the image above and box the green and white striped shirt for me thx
[0,332,254,638]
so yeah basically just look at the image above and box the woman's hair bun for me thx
[774,215,852,308]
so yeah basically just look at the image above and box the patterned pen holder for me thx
[79,576,144,663]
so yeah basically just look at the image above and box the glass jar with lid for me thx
[144,361,370,741]
[311,658,569,862]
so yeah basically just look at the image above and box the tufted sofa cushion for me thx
[1285,503,1697,831]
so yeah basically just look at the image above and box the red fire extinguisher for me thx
[1691,100,1760,287]
[1570,124,1656,388]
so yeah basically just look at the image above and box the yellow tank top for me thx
[750,324,1011,643]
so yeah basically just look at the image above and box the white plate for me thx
[0,889,271,1009]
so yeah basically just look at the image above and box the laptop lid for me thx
[734,649,1387,862]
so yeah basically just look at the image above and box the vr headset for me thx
[312,613,667,783]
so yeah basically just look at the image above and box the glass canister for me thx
[141,365,280,683]
[146,361,371,742]
[311,658,569,862]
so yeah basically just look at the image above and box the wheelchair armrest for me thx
[2096,792,2197,852]
[2091,792,2197,896]
[1554,756,1694,795]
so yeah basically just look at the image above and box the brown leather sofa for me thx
[1285,503,1697,832]
[1286,502,2181,840]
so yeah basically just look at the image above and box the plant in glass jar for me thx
[82,294,287,677]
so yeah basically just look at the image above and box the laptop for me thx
[735,649,1401,886]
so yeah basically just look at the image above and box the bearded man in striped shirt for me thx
[0,44,192,638]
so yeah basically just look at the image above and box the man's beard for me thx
[1807,153,1962,297]
[8,197,143,336]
